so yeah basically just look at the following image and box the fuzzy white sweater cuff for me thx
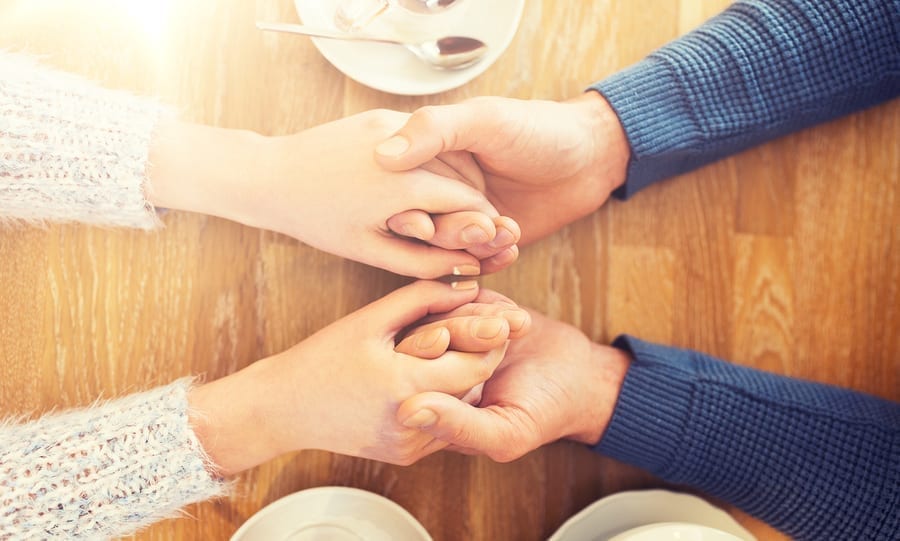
[0,51,168,229]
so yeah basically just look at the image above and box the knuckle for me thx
[384,439,418,466]
[472,360,493,382]
[491,446,524,463]
[394,454,416,467]
[364,108,400,130]
[450,422,474,447]
[413,106,459,149]
[413,105,441,127]
[396,429,420,446]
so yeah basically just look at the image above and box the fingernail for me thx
[474,317,504,339]
[376,135,410,157]
[451,279,479,290]
[415,327,445,350]
[452,264,480,276]
[491,246,518,265]
[400,223,429,241]
[402,409,438,428]
[488,228,515,248]
[501,309,528,332]
[461,224,490,244]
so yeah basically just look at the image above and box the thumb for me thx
[397,392,527,463]
[375,101,488,171]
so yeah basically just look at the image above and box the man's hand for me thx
[375,92,630,245]
[396,309,630,462]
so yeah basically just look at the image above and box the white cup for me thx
[608,522,743,541]
[334,0,469,42]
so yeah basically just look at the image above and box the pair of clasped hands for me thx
[170,92,632,477]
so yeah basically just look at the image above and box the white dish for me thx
[231,486,432,541]
[609,522,743,541]
[548,490,756,541]
[293,0,525,95]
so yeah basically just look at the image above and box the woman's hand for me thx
[148,111,520,278]
[187,280,530,476]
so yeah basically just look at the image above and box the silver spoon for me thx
[256,22,488,70]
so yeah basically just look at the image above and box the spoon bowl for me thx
[404,36,486,69]
[256,22,488,70]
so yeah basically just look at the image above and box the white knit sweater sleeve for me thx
[0,379,226,539]
[0,54,228,537]
[0,51,168,228]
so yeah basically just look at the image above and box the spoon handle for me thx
[255,22,402,45]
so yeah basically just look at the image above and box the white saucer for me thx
[231,486,432,541]
[293,0,525,95]
[548,490,756,541]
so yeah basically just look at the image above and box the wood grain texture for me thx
[1,1,897,540]
[607,246,675,344]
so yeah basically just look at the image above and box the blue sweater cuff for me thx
[591,335,696,475]
[588,0,900,199]
[590,59,701,200]
[591,335,900,539]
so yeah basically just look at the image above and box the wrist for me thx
[565,91,629,195]
[147,120,277,224]
[567,343,630,445]
[187,358,285,477]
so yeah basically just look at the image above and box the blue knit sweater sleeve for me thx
[590,0,900,198]
[593,336,900,540]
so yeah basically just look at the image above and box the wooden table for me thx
[1,1,897,539]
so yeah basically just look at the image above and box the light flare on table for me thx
[5,0,174,43]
